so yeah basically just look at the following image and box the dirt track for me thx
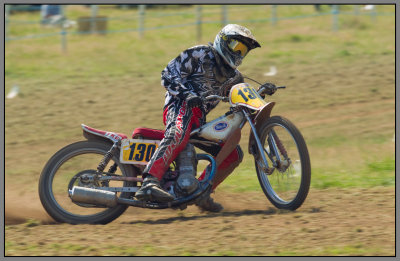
[5,186,395,256]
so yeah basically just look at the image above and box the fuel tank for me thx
[191,111,244,143]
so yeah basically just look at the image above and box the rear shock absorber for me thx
[97,143,119,174]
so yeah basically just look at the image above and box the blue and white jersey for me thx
[161,44,244,114]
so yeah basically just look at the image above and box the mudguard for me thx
[248,102,275,154]
[81,124,128,144]
[81,124,142,175]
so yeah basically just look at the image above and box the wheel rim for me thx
[48,147,127,218]
[257,123,303,205]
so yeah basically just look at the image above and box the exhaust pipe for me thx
[69,186,118,208]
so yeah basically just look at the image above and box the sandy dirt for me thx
[5,186,395,256]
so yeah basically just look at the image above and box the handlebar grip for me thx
[257,87,266,94]
[258,85,285,94]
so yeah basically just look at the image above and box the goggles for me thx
[228,39,249,57]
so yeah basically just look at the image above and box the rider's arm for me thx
[161,49,200,100]
[220,69,245,97]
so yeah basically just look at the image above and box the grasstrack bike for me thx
[39,81,311,224]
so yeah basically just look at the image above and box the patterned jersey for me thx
[161,44,244,114]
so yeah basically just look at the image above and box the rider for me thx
[136,24,272,212]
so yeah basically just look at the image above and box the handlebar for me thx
[204,85,285,102]
[205,95,229,102]
[257,85,286,95]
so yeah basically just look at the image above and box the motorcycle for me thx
[38,80,311,224]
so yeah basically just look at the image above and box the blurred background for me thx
[5,4,395,256]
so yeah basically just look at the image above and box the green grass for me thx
[5,5,395,195]
[311,164,395,189]
[219,155,395,192]
[24,219,41,228]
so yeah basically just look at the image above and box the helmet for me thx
[213,24,261,69]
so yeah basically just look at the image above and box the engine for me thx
[174,143,199,196]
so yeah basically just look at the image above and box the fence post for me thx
[271,5,277,26]
[196,6,202,42]
[221,5,228,26]
[138,5,146,39]
[370,5,376,22]
[353,5,359,15]
[5,5,10,39]
[60,5,67,53]
[332,5,339,31]
[91,5,98,33]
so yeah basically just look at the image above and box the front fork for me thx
[243,110,285,174]
[243,110,272,174]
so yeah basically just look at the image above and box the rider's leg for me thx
[135,100,203,202]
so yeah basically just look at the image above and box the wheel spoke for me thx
[255,116,310,210]
[51,153,119,216]
[39,141,138,224]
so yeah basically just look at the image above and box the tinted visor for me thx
[228,39,249,57]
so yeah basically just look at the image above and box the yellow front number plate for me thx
[229,83,267,110]
[120,139,160,165]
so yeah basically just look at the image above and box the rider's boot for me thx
[135,174,174,202]
[196,193,223,212]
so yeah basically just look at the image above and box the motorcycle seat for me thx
[132,127,165,140]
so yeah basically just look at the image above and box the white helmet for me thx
[213,24,261,69]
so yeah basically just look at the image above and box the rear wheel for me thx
[38,140,138,224]
[255,116,311,210]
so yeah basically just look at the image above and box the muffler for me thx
[69,186,118,208]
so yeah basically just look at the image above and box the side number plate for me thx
[120,139,160,165]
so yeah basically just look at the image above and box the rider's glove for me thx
[186,93,204,109]
[260,83,277,96]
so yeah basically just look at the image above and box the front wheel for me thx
[255,116,311,210]
[38,140,138,224]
